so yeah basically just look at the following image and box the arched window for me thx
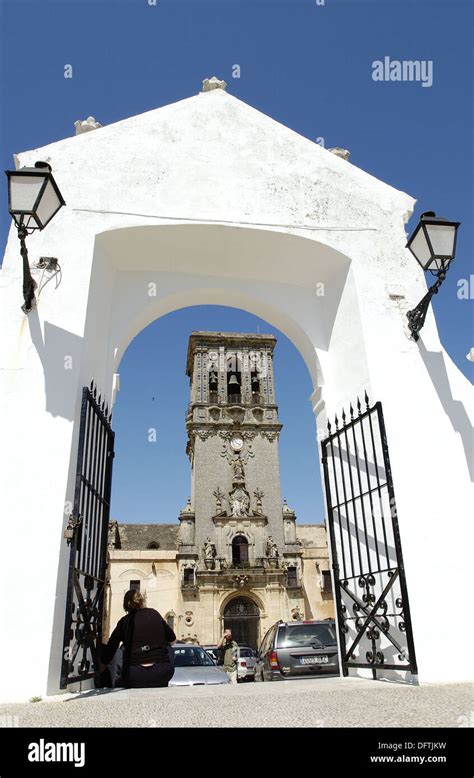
[166,611,175,631]
[250,370,260,403]
[147,542,159,549]
[232,535,249,565]
[227,355,241,404]
[208,368,219,403]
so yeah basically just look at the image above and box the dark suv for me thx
[255,619,339,681]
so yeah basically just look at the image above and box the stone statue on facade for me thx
[230,488,250,517]
[266,536,279,558]
[232,456,245,482]
[203,537,216,560]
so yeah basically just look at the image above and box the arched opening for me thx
[232,535,249,565]
[59,222,377,690]
[223,596,260,650]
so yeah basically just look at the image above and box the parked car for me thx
[237,646,257,682]
[202,645,220,664]
[170,645,231,686]
[255,619,339,681]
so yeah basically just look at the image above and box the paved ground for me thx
[0,678,472,728]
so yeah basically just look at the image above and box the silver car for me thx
[170,645,231,686]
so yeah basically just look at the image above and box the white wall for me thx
[0,88,472,699]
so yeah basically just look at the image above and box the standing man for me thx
[217,629,240,683]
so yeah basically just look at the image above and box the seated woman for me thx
[101,589,176,688]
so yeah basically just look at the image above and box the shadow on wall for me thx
[28,310,82,421]
[418,341,473,482]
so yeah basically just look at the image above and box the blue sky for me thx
[1,0,472,524]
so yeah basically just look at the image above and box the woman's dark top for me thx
[102,608,176,667]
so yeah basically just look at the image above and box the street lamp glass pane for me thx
[425,223,456,259]
[409,226,432,269]
[9,175,44,213]
[35,179,62,228]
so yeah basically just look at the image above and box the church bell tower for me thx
[177,331,304,643]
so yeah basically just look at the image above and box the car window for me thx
[239,649,254,658]
[260,626,275,654]
[276,623,337,648]
[173,647,215,667]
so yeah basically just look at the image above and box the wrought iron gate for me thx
[321,394,417,679]
[61,381,115,688]
[223,597,260,650]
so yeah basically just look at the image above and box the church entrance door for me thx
[223,597,260,650]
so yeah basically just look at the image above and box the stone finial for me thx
[328,147,350,161]
[202,76,227,93]
[74,116,102,135]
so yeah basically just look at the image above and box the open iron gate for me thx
[60,381,115,688]
[321,394,417,680]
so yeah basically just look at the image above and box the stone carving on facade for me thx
[229,486,250,517]
[265,536,279,559]
[195,428,216,441]
[74,116,102,135]
[328,147,350,161]
[291,606,304,621]
[203,537,216,560]
[233,574,249,589]
[260,430,278,442]
[220,435,255,464]
[202,76,227,92]
[107,519,119,549]
[232,456,245,483]
[253,488,264,515]
[213,487,226,515]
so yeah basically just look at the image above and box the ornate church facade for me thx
[105,331,334,648]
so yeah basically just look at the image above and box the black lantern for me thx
[406,211,460,272]
[406,211,460,341]
[4,161,65,312]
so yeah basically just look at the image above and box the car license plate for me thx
[301,656,328,664]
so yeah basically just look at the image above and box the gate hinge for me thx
[64,514,82,545]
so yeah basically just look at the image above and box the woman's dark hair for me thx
[123,589,145,613]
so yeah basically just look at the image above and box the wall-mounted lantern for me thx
[5,161,65,313]
[406,211,460,341]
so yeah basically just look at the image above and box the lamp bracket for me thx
[37,256,59,271]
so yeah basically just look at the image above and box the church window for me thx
[129,579,140,592]
[286,566,298,587]
[322,571,332,593]
[232,535,249,565]
[183,567,195,586]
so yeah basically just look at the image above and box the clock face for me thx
[230,436,244,452]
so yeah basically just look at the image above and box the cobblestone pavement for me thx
[0,678,472,728]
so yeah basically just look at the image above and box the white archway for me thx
[1,88,472,698]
